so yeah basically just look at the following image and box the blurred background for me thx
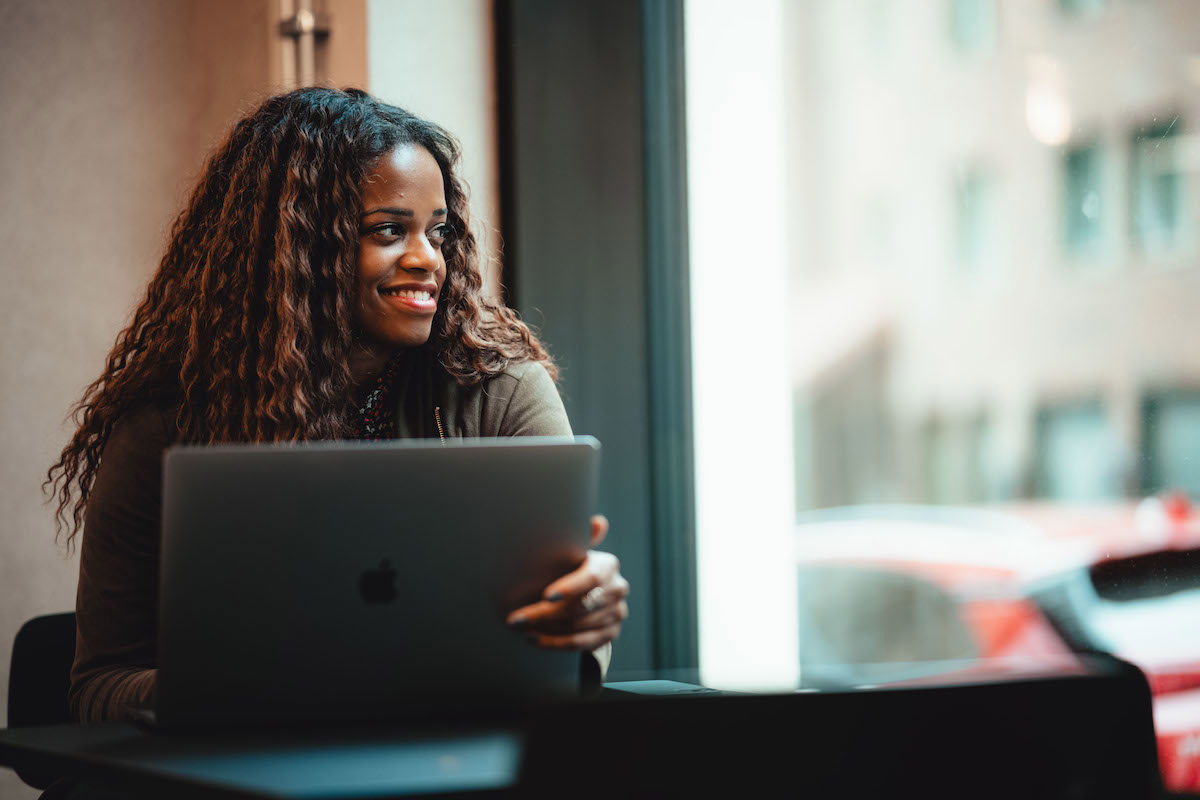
[683,2,1200,790]
[4,0,1200,795]
[782,0,1200,511]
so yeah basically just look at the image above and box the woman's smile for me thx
[379,282,439,312]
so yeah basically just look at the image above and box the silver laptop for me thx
[154,436,600,728]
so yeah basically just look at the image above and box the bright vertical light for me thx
[685,0,798,689]
[1025,55,1072,147]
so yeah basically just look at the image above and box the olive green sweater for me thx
[70,352,608,723]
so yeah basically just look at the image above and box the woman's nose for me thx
[400,234,438,271]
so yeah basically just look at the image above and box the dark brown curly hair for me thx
[46,87,555,546]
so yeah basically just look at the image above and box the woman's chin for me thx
[355,320,434,352]
[384,325,434,349]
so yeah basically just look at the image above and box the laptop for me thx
[152,436,600,729]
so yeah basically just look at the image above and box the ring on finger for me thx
[581,586,606,612]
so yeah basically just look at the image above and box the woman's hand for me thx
[505,514,629,651]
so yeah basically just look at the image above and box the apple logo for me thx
[358,559,397,603]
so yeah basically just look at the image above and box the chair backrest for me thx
[8,612,76,728]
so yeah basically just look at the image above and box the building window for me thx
[967,412,1009,502]
[1130,118,1188,253]
[865,195,894,270]
[1141,391,1200,498]
[1062,140,1105,259]
[802,343,892,509]
[1058,0,1106,17]
[924,416,972,504]
[1034,400,1123,501]
[954,167,997,272]
[864,0,891,62]
[950,0,997,54]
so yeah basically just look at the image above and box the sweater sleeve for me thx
[69,407,170,722]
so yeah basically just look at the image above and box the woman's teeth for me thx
[382,288,432,300]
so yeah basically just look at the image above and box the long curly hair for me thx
[46,87,554,546]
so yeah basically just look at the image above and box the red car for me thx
[794,496,1200,794]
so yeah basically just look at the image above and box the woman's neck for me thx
[348,343,395,399]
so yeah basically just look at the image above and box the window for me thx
[924,417,971,504]
[967,412,1009,502]
[684,2,1200,788]
[686,0,1200,786]
[1130,118,1188,253]
[802,344,892,509]
[864,0,891,62]
[950,0,998,54]
[1062,140,1105,259]
[954,167,997,272]
[1034,401,1124,501]
[865,195,895,269]
[1058,0,1106,17]
[1141,391,1200,497]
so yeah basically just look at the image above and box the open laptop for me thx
[151,436,600,729]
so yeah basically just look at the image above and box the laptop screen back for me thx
[157,436,599,728]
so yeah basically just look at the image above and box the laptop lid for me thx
[156,436,599,728]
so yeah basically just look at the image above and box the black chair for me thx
[8,612,76,789]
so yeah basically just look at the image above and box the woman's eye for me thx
[429,224,450,244]
[372,223,404,239]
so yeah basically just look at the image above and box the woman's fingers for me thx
[503,547,628,654]
[523,600,629,635]
[589,514,609,548]
[540,550,620,604]
[504,552,628,628]
[523,623,623,653]
[505,578,628,627]
[503,569,596,626]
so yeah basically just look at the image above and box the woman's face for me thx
[354,143,449,351]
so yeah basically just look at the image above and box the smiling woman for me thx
[43,87,628,725]
[354,144,451,360]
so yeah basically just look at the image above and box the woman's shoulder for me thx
[481,358,555,392]
[451,359,571,437]
[83,404,178,553]
[99,404,177,469]
[480,359,559,409]
[112,403,176,440]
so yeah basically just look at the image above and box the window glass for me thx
[955,167,998,272]
[1130,120,1188,254]
[1085,551,1200,662]
[1058,0,1106,17]
[1142,392,1200,497]
[967,412,1005,502]
[1034,401,1124,501]
[1063,141,1105,259]
[685,1,1200,790]
[950,0,997,54]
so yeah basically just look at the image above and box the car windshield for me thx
[1088,590,1200,664]
[1086,550,1200,663]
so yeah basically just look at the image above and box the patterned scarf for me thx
[351,356,400,440]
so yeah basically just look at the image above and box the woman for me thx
[46,87,629,724]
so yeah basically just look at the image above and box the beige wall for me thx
[0,2,364,795]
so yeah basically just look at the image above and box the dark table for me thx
[0,662,1167,799]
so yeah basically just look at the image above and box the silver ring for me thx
[581,586,606,612]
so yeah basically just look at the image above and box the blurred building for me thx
[787,0,1200,510]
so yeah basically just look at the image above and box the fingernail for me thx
[507,616,528,628]
[545,592,563,602]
